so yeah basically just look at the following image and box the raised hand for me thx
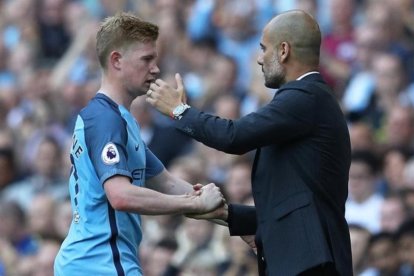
[146,73,187,117]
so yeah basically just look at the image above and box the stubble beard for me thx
[264,54,285,89]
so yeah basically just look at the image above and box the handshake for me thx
[186,183,228,226]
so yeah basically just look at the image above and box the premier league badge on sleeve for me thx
[102,142,120,165]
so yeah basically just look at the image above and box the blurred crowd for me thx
[0,0,413,275]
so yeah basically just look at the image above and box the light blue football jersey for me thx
[54,93,164,276]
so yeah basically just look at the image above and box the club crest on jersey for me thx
[102,143,120,165]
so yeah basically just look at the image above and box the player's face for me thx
[257,29,286,89]
[121,41,160,97]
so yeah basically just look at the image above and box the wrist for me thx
[171,103,191,120]
[222,203,229,221]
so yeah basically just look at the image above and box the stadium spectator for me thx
[349,223,371,275]
[27,194,58,240]
[380,146,413,193]
[348,122,377,152]
[0,201,38,256]
[2,136,68,210]
[380,193,409,233]
[222,157,253,204]
[319,0,357,98]
[396,219,414,275]
[365,232,400,276]
[346,150,384,233]
[383,105,414,151]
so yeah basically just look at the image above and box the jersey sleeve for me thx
[144,144,164,179]
[82,110,132,185]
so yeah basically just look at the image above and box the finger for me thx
[149,82,158,90]
[145,96,156,106]
[155,79,165,87]
[175,73,187,103]
[175,73,184,90]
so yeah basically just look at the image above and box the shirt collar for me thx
[296,71,319,80]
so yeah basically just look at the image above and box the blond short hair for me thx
[96,12,159,69]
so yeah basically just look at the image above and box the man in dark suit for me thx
[146,10,353,276]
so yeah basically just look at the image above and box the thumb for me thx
[175,73,187,104]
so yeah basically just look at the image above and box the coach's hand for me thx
[146,73,187,117]
[241,235,257,255]
[186,200,229,227]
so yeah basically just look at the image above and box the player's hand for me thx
[193,183,225,214]
[146,73,187,117]
[186,183,203,197]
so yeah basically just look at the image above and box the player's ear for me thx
[109,51,122,70]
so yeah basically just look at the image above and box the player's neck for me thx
[100,78,131,108]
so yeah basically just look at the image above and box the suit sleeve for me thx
[175,88,316,154]
[228,204,257,236]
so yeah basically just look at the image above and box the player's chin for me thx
[128,88,146,98]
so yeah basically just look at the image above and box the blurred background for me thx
[0,0,413,275]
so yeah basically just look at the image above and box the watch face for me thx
[173,104,190,119]
[173,105,184,116]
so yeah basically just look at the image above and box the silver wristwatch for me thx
[172,103,191,120]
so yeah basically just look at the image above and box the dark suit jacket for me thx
[147,124,193,167]
[174,74,353,276]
